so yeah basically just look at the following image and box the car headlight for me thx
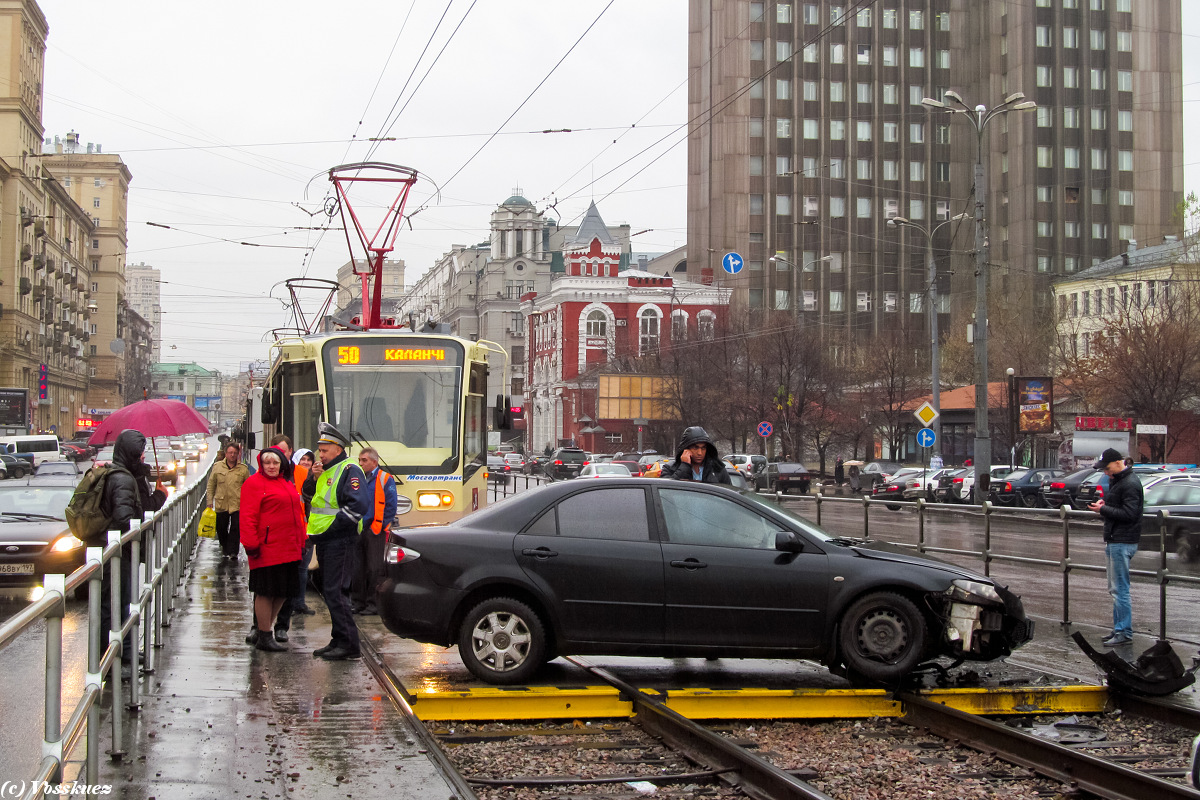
[947,578,1003,606]
[51,533,85,553]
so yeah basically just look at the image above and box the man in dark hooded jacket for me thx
[660,426,732,485]
[100,429,168,674]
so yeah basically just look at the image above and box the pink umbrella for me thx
[88,398,212,446]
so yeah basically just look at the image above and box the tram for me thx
[253,328,507,523]
[246,162,512,523]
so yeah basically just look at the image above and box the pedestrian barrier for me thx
[0,464,210,797]
[796,488,1199,643]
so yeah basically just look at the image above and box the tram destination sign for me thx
[329,338,463,367]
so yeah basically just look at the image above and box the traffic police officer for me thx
[304,422,371,660]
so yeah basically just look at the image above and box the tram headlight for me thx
[416,490,454,510]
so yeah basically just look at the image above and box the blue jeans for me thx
[315,536,359,653]
[1106,542,1138,637]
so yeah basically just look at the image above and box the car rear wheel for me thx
[1174,528,1200,563]
[838,591,928,683]
[886,504,901,511]
[458,597,547,685]
[12,467,24,479]
[1021,492,1039,508]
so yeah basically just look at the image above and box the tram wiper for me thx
[350,430,404,485]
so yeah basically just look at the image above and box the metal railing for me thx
[0,466,209,798]
[793,487,1199,643]
[487,471,552,500]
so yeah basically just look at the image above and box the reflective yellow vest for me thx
[307,460,358,537]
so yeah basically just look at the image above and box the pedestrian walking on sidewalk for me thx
[239,447,306,652]
[303,422,371,660]
[207,442,250,559]
[1089,448,1144,647]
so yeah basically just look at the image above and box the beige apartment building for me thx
[688,0,1184,350]
[43,139,133,413]
[127,262,162,361]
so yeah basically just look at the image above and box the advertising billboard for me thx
[0,388,28,428]
[1017,377,1053,434]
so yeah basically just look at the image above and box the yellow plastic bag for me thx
[199,507,217,538]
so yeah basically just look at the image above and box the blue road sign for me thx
[722,252,744,275]
[917,428,936,448]
[757,421,773,438]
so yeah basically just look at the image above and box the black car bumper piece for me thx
[377,575,463,647]
[931,583,1033,661]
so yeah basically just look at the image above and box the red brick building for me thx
[524,202,729,454]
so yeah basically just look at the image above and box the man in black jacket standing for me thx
[660,426,732,485]
[100,429,167,675]
[1088,448,1143,647]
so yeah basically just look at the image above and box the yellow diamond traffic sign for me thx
[914,401,939,427]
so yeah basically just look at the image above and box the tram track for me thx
[359,620,1200,800]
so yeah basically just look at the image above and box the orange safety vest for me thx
[369,470,395,535]
[293,464,309,495]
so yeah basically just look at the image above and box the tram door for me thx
[270,361,322,455]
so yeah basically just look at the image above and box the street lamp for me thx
[921,91,1036,502]
[886,212,969,456]
[769,253,831,315]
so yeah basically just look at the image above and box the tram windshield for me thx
[322,337,466,473]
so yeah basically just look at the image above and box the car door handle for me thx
[521,547,558,559]
[670,559,708,570]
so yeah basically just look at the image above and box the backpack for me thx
[65,465,125,544]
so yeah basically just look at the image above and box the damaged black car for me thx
[378,478,1033,685]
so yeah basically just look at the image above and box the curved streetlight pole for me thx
[921,91,1036,503]
[769,253,832,316]
[886,212,969,457]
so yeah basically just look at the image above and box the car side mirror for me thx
[775,531,804,553]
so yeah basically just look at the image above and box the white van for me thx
[0,435,65,467]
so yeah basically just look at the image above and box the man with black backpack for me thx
[81,429,167,677]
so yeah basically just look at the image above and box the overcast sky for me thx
[36,1,1199,374]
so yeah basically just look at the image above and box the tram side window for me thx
[465,364,486,469]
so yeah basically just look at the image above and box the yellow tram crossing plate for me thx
[405,683,1108,721]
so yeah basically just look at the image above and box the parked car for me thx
[988,468,1065,508]
[1075,471,1200,511]
[547,447,588,481]
[486,454,512,485]
[932,468,971,503]
[724,454,767,480]
[1041,467,1099,509]
[578,463,633,478]
[637,453,664,473]
[1139,481,1200,561]
[503,453,527,473]
[904,467,961,502]
[65,438,97,459]
[772,462,812,494]
[59,443,90,462]
[860,461,904,489]
[611,458,644,477]
[870,467,927,509]
[641,458,673,478]
[0,453,26,479]
[377,478,1034,685]
[0,479,85,594]
[34,461,82,478]
[956,465,1017,504]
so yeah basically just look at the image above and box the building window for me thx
[829,120,845,140]
[1037,256,1051,272]
[1118,150,1133,170]
[857,291,872,311]
[1091,69,1107,90]
[909,9,923,28]
[1119,190,1133,206]
[1063,147,1080,169]
[908,48,923,68]
[750,117,763,136]
[802,3,818,24]
[882,46,897,67]
[1064,222,1080,238]
[804,196,819,216]
[829,81,844,102]
[1037,147,1054,168]
[1119,224,1134,241]
[1116,30,1132,52]
[1065,256,1078,272]
[908,84,924,105]
[829,291,845,312]
[803,119,818,138]
[857,197,872,218]
[94,178,103,187]
[803,43,818,62]
[857,82,872,102]
[883,291,897,312]
[776,41,793,62]
[1093,223,1108,239]
[92,197,101,208]
[883,161,899,180]
[883,198,899,218]
[856,120,872,140]
[857,8,871,26]
[802,80,819,101]
[830,43,845,63]
[777,3,792,22]
[750,80,764,99]
[936,200,950,220]
[92,239,99,249]
[776,195,792,215]
[882,8,897,27]
[1038,186,1053,202]
[1036,26,1051,47]
[1090,148,1108,169]
[909,292,923,313]
[856,159,872,179]
[750,40,764,60]
[1062,67,1078,89]
[1090,29,1106,49]
[749,155,764,176]
[883,84,898,104]
[883,122,898,142]
[828,158,844,178]
[586,310,607,337]
[1090,0,1104,9]
[639,309,660,355]
[909,161,925,181]
[776,78,791,99]
[936,50,949,69]
[1091,109,1107,129]
[1064,27,1079,48]
[1117,70,1132,92]
[775,290,791,311]
[1037,107,1053,127]
[1063,107,1080,128]
[777,119,792,138]
[750,194,764,215]
[829,197,845,217]
[857,45,871,64]
[909,123,924,143]
[1118,110,1133,131]
[1037,66,1053,88]
[775,156,790,175]
[748,288,764,308]
[909,199,925,219]
[934,162,949,181]
[697,312,715,340]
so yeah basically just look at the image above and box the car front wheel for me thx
[838,591,928,683]
[12,467,24,479]
[458,597,547,685]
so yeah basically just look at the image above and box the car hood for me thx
[0,516,70,543]
[847,539,989,582]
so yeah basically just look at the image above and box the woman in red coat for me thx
[240,446,307,652]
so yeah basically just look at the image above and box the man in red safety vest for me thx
[350,446,398,616]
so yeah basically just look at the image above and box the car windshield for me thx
[0,486,73,519]
[36,463,76,475]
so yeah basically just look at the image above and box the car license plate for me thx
[0,563,35,575]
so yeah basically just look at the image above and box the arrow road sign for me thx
[917,428,936,448]
[722,252,744,275]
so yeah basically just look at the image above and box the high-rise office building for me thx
[687,0,1183,343]
[127,263,162,362]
